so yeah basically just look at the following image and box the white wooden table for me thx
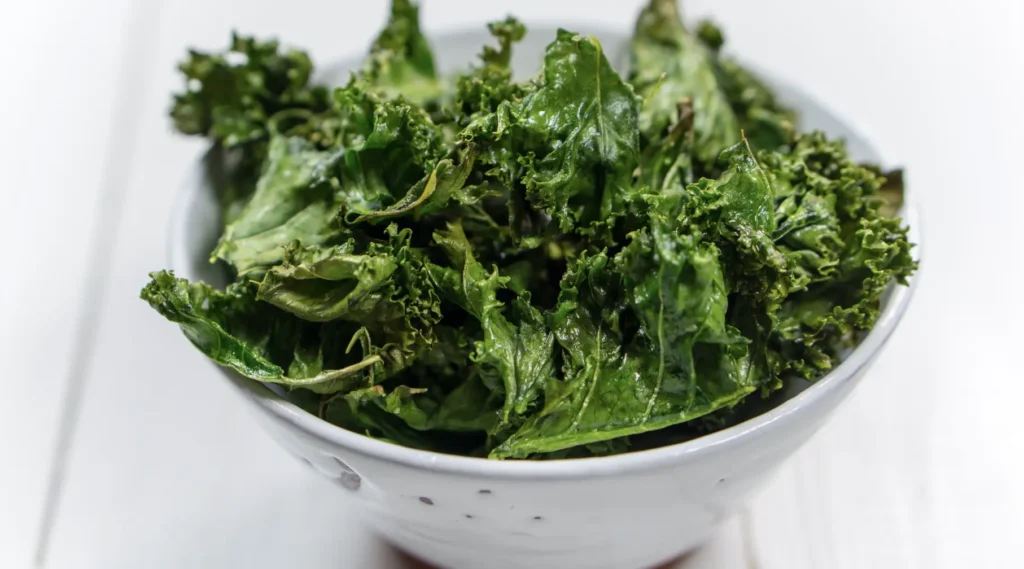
[3,1,1022,567]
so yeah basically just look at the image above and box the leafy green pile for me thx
[142,0,915,459]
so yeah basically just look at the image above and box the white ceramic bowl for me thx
[168,26,920,569]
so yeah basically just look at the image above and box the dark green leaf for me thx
[211,135,341,274]
[631,0,738,162]
[517,30,641,232]
[492,237,756,458]
[256,225,443,377]
[428,222,557,423]
[141,271,383,394]
[361,0,444,106]
[631,1,794,166]
[171,33,328,146]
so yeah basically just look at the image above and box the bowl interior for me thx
[169,26,917,470]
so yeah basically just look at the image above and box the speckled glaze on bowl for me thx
[168,26,920,569]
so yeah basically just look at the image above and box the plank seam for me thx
[32,1,164,566]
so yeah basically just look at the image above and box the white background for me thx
[2,0,1022,567]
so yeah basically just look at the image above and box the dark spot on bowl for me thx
[338,472,361,491]
[332,457,361,491]
[478,489,492,495]
[464,514,473,519]
[533,516,543,521]
[718,478,727,484]
[419,497,434,505]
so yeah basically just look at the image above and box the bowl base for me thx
[394,546,687,569]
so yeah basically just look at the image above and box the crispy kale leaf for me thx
[256,225,442,374]
[630,0,793,167]
[171,33,328,147]
[763,133,916,378]
[147,0,916,460]
[515,30,641,233]
[492,242,756,458]
[428,222,557,423]
[631,0,738,162]
[361,0,444,106]
[452,18,529,125]
[210,134,342,274]
[141,271,385,393]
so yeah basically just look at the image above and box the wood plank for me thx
[0,1,134,566]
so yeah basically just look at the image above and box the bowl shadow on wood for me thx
[393,547,690,569]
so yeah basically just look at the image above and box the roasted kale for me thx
[144,0,915,459]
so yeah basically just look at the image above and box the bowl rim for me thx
[168,26,921,480]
